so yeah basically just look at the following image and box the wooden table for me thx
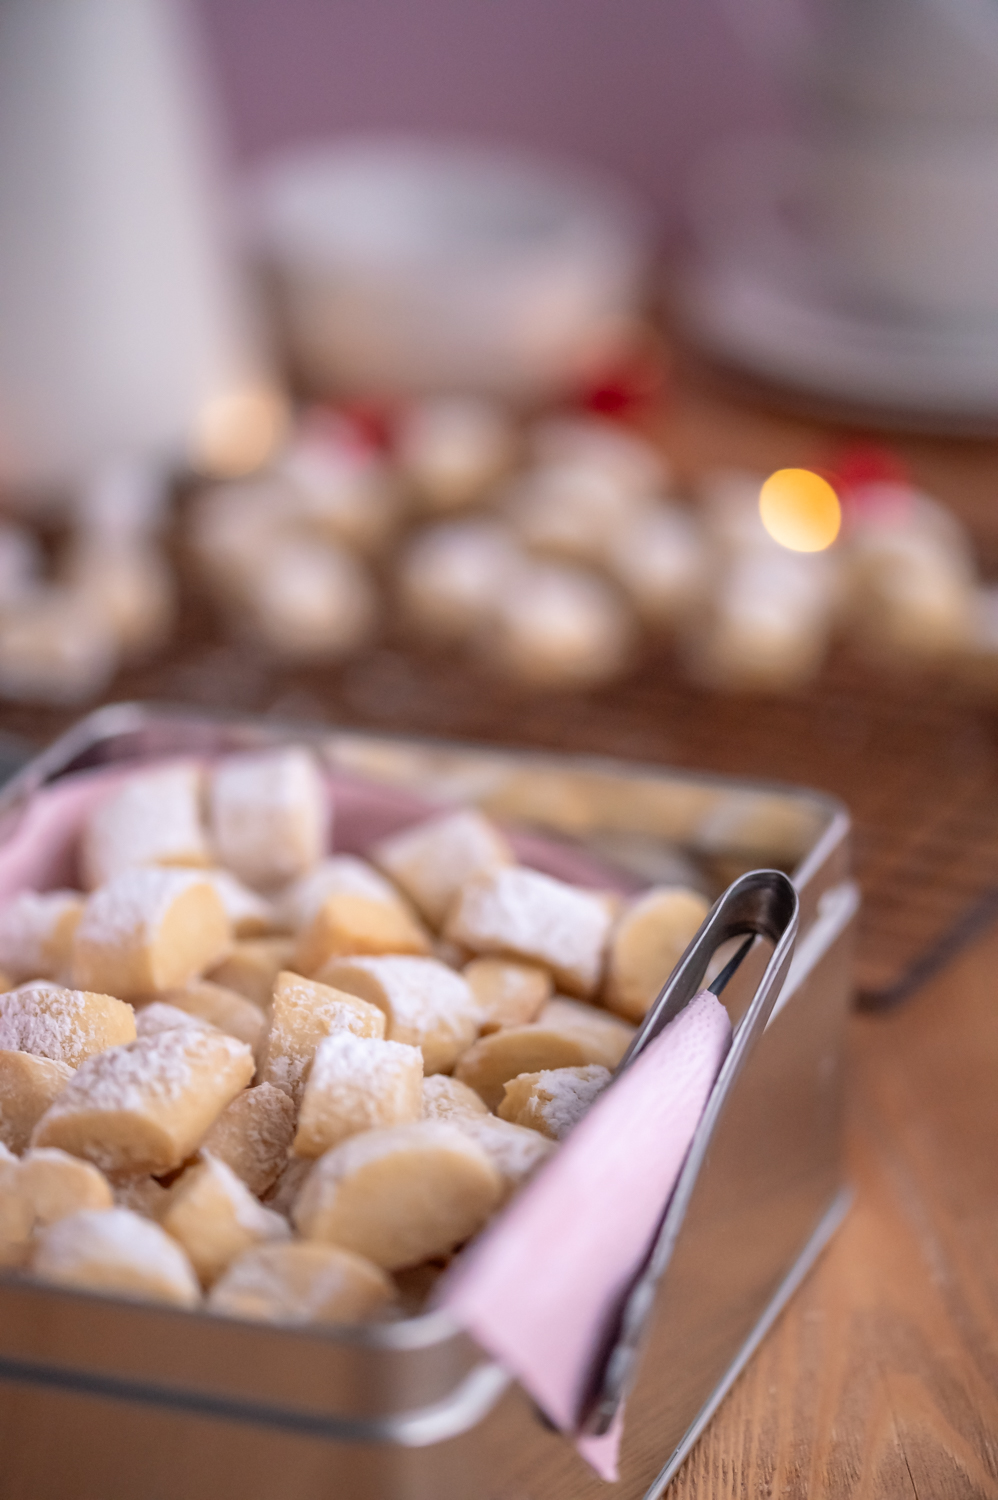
[673,927,998,1500]
[3,350,998,1497]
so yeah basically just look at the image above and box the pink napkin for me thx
[438,991,732,1481]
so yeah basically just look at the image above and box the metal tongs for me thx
[581,867,799,1436]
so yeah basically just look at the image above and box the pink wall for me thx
[195,0,781,234]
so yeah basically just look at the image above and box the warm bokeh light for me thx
[759,469,841,552]
[193,386,290,478]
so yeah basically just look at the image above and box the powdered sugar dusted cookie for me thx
[0,891,84,984]
[109,1172,171,1220]
[199,870,277,937]
[71,867,231,999]
[17,1147,113,1227]
[80,764,210,890]
[293,892,432,975]
[373,808,514,929]
[293,1120,502,1269]
[134,1001,215,1040]
[396,395,516,513]
[32,1027,254,1174]
[454,1020,626,1112]
[32,1207,200,1306]
[151,981,265,1055]
[208,937,296,1010]
[462,957,552,1033]
[421,1075,489,1122]
[0,1050,75,1153]
[445,867,612,998]
[258,971,386,1102]
[445,1112,556,1202]
[274,856,401,932]
[498,1064,611,1140]
[208,748,327,890]
[0,983,135,1068]
[0,1147,31,1266]
[537,997,635,1061]
[209,1240,394,1325]
[200,1084,295,1197]
[293,1033,423,1158]
[604,886,711,1021]
[318,956,480,1074]
[161,1153,290,1287]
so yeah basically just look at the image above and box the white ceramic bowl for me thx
[246,137,650,400]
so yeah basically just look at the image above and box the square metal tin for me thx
[0,704,855,1500]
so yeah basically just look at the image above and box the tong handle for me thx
[583,867,799,1435]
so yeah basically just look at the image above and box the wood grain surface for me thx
[668,928,998,1500]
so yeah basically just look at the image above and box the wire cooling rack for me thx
[3,597,996,1012]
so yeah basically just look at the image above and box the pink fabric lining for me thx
[0,758,642,900]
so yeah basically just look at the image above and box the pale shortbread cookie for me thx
[32,1027,254,1174]
[152,981,265,1056]
[293,1120,502,1270]
[454,1018,629,1112]
[32,1207,200,1306]
[498,1064,611,1141]
[0,1148,32,1266]
[397,519,521,644]
[604,886,711,1022]
[244,537,378,662]
[273,856,402,933]
[0,983,135,1068]
[264,1155,314,1218]
[209,1241,394,1326]
[462,958,552,1033]
[396,395,515,513]
[445,1112,556,1203]
[17,1147,113,1227]
[530,414,667,493]
[421,1075,489,1122]
[258,972,386,1103]
[502,462,648,566]
[0,1051,75,1153]
[0,591,117,706]
[71,868,231,1000]
[80,764,210,890]
[161,1153,290,1287]
[110,1172,171,1219]
[433,938,468,969]
[208,937,297,1011]
[0,890,84,984]
[318,956,480,1075]
[293,892,432,976]
[484,559,635,690]
[208,748,327,890]
[608,506,707,626]
[64,539,175,658]
[373,809,513,929]
[199,870,277,937]
[445,867,612,998]
[135,1001,215,1040]
[200,1084,295,1197]
[293,1033,423,1159]
[538,997,636,1060]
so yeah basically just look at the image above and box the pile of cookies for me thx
[0,746,709,1327]
[188,402,702,688]
[189,400,998,694]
